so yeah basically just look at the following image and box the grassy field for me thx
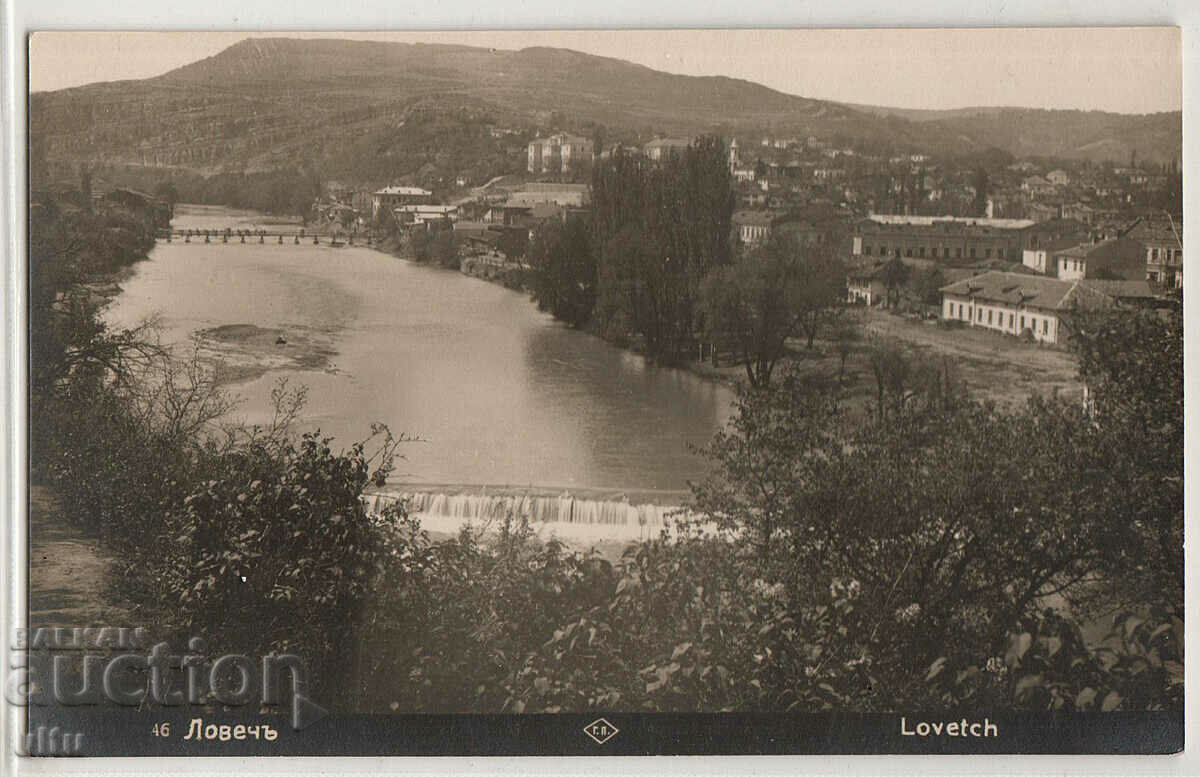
[691,307,1083,415]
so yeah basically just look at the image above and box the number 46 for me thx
[152,723,171,737]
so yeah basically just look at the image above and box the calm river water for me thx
[106,205,734,500]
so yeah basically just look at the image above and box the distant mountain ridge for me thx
[30,37,1182,183]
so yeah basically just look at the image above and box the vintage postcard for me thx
[14,27,1183,762]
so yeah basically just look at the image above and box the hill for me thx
[30,37,1181,188]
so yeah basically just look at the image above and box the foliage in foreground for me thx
[32,183,1180,714]
[352,308,1181,714]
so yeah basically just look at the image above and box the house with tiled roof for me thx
[940,270,1115,344]
[642,137,693,161]
[1121,215,1184,289]
[1052,238,1147,282]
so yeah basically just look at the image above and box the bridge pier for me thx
[240,234,246,243]
[185,235,190,243]
[278,235,284,244]
[294,235,300,244]
[313,236,319,245]
[260,235,265,244]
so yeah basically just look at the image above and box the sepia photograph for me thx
[17,26,1184,757]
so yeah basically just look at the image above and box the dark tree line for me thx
[531,137,735,363]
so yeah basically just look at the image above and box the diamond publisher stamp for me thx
[584,718,619,745]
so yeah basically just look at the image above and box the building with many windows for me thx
[1122,215,1184,288]
[527,134,595,174]
[642,137,693,161]
[372,186,432,218]
[940,271,1114,344]
[733,210,778,247]
[851,215,1033,264]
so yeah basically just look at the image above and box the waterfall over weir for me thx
[363,490,698,543]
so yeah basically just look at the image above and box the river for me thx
[106,205,735,537]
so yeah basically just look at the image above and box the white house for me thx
[940,271,1113,345]
[373,186,433,217]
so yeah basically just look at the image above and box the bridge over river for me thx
[157,228,378,246]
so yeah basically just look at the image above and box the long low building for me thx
[940,271,1117,344]
[852,215,1034,264]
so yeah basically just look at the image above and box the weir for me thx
[363,490,702,543]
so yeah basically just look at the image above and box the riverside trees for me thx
[529,217,596,328]
[30,187,401,705]
[699,233,845,388]
[536,135,850,376]
[588,137,735,362]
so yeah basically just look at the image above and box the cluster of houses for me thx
[334,126,1181,347]
[843,212,1180,344]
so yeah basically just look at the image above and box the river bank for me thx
[367,236,745,390]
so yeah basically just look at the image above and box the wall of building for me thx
[1056,256,1086,281]
[1022,248,1049,274]
[942,294,1060,343]
[853,224,1021,263]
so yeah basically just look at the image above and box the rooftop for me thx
[940,270,1113,311]
[375,186,432,197]
[733,210,778,227]
[867,214,1035,229]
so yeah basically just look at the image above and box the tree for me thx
[831,316,862,385]
[971,167,989,217]
[153,181,179,209]
[792,246,846,350]
[690,365,1137,706]
[699,236,798,388]
[591,137,735,363]
[1064,308,1183,614]
[911,266,946,307]
[432,225,459,269]
[879,257,911,308]
[529,218,596,328]
[409,228,431,261]
[496,228,529,263]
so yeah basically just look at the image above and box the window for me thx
[969,247,976,259]
[978,308,983,322]
[1043,319,1049,335]
[987,310,992,325]
[864,246,872,256]
[1008,313,1014,328]
[998,248,1006,259]
[906,248,913,257]
[879,244,886,256]
[1020,315,1025,330]
[918,246,926,258]
[955,248,962,259]
[985,248,993,259]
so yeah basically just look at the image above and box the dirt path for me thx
[28,486,136,628]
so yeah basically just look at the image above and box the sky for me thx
[29,28,1182,114]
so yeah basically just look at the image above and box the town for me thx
[279,128,1181,368]
[25,32,1183,739]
